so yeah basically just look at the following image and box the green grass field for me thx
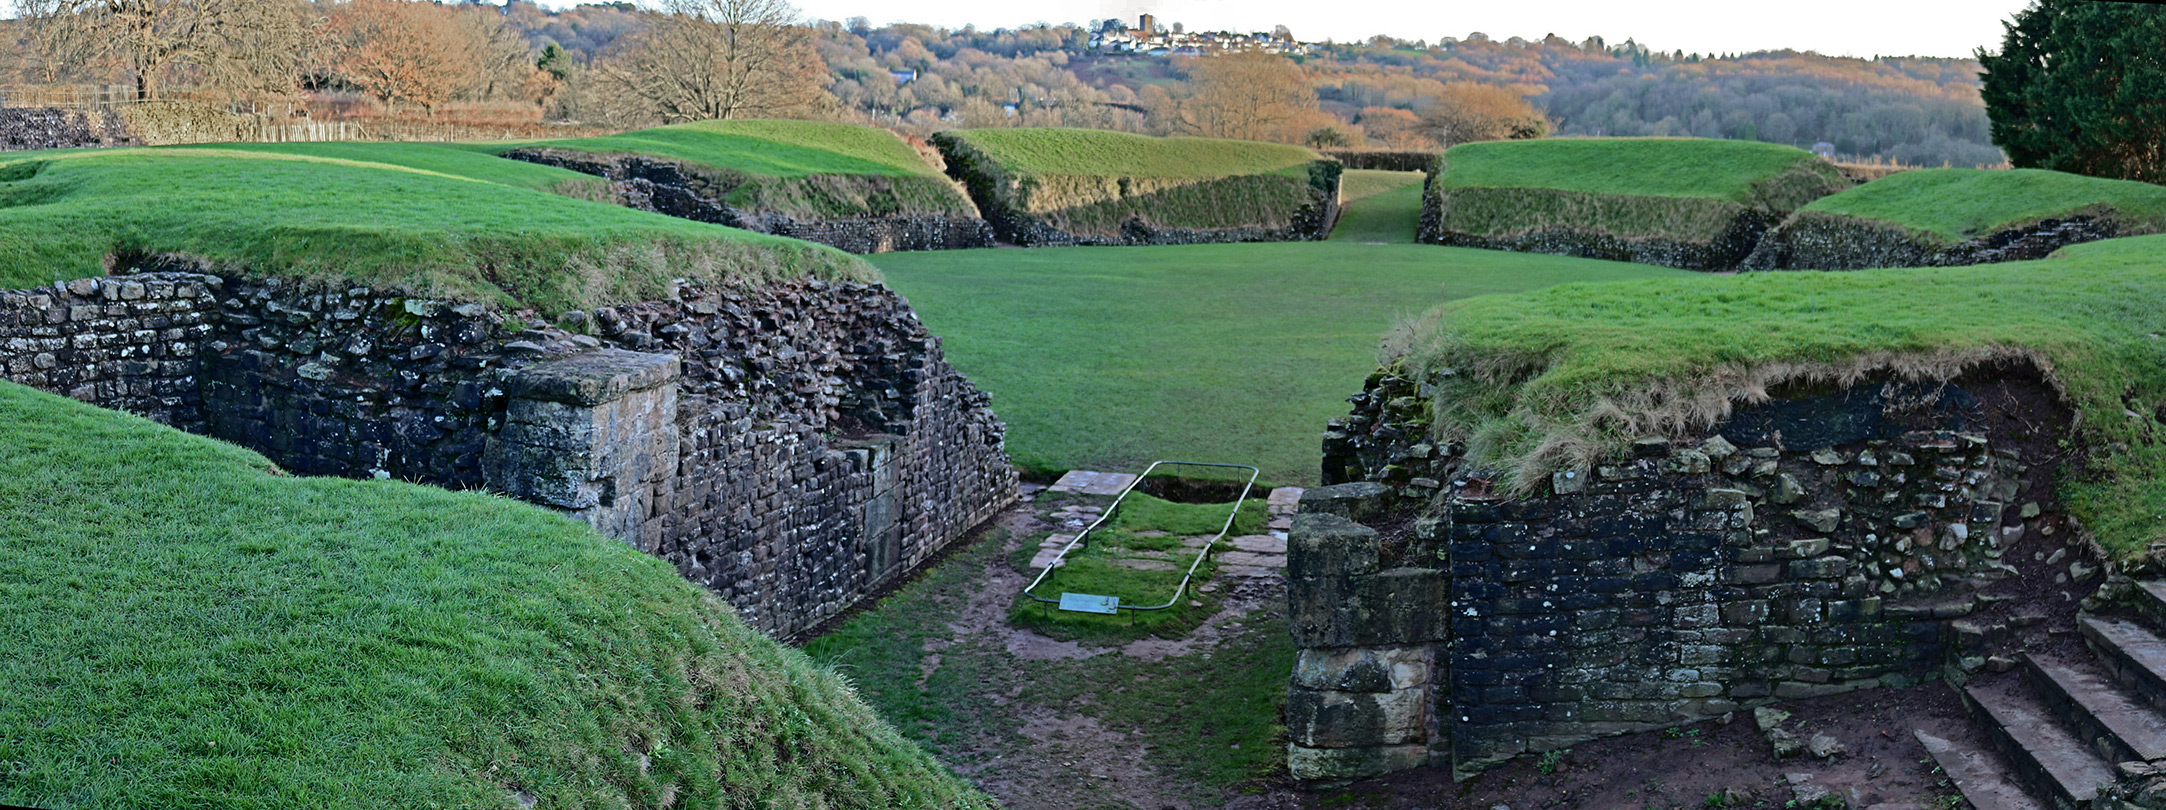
[934,127,1320,178]
[1340,169,1425,203]
[1798,167,2166,240]
[873,184,1689,485]
[505,119,948,179]
[0,381,989,810]
[0,144,869,313]
[1388,233,2166,558]
[1437,137,1843,205]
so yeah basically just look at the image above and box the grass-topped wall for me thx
[0,380,992,809]
[930,128,1342,246]
[1378,233,2166,560]
[501,119,993,253]
[1743,168,2166,269]
[1418,138,1849,270]
[0,142,873,314]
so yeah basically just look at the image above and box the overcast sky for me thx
[538,0,2032,60]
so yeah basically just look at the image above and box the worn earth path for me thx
[806,478,2025,810]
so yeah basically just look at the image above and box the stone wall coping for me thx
[503,348,681,405]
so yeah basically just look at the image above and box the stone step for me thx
[1961,677,2116,808]
[2025,651,2166,764]
[2079,614,2166,716]
[2132,581,2166,634]
[1915,729,2051,810]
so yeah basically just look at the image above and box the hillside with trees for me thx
[0,0,2005,167]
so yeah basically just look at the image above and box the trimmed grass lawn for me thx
[501,119,950,179]
[1799,167,2166,240]
[1437,137,1838,202]
[933,127,1319,178]
[873,189,1689,485]
[0,381,989,810]
[0,145,869,312]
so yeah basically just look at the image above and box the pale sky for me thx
[537,0,2034,60]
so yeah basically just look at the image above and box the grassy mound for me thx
[0,381,990,809]
[1744,169,2166,269]
[1382,234,2166,558]
[1420,138,1849,270]
[503,119,980,221]
[930,128,1341,245]
[0,143,871,313]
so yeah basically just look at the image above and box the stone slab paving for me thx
[1229,534,1287,554]
[1047,470,1137,495]
[1266,486,1304,514]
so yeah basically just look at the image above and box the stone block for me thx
[1299,481,1395,521]
[1286,742,1428,782]
[1289,513,1380,577]
[1286,686,1428,747]
[1293,646,1428,692]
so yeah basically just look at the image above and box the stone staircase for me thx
[1924,582,2166,809]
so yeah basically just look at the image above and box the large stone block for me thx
[1293,646,1429,693]
[1299,481,1396,521]
[1286,742,1429,782]
[1289,513,1381,577]
[1287,685,1428,748]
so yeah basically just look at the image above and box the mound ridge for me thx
[1379,233,2166,559]
[1418,138,1849,270]
[0,143,872,314]
[1742,168,2166,269]
[931,127,1342,246]
[504,119,993,254]
[0,380,992,809]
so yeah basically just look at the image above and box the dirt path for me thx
[817,486,2003,810]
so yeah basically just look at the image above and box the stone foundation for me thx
[0,265,1017,638]
[1740,210,2126,270]
[1289,362,2075,781]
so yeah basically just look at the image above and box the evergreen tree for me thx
[1979,0,2166,183]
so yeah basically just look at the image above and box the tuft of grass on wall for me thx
[0,145,873,314]
[0,380,992,810]
[1384,233,2166,559]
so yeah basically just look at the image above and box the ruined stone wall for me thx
[0,274,215,430]
[0,267,1017,639]
[1289,364,2075,781]
[0,107,135,152]
[505,149,997,255]
[1739,210,2126,270]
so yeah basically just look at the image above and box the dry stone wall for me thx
[0,107,136,152]
[1288,362,2078,782]
[0,265,1017,639]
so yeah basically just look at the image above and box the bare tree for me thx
[17,0,311,102]
[593,0,831,124]
[1417,82,1549,148]
[1152,51,1333,142]
[326,0,473,115]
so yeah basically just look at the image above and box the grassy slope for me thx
[507,119,946,179]
[0,145,870,313]
[1439,137,1834,203]
[0,381,990,809]
[1340,169,1425,203]
[505,120,978,220]
[1799,168,2166,240]
[941,127,1319,178]
[1387,234,2166,557]
[873,184,1688,485]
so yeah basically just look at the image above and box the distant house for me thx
[1812,142,1837,159]
[888,69,918,84]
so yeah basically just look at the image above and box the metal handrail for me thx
[1023,460,1260,614]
